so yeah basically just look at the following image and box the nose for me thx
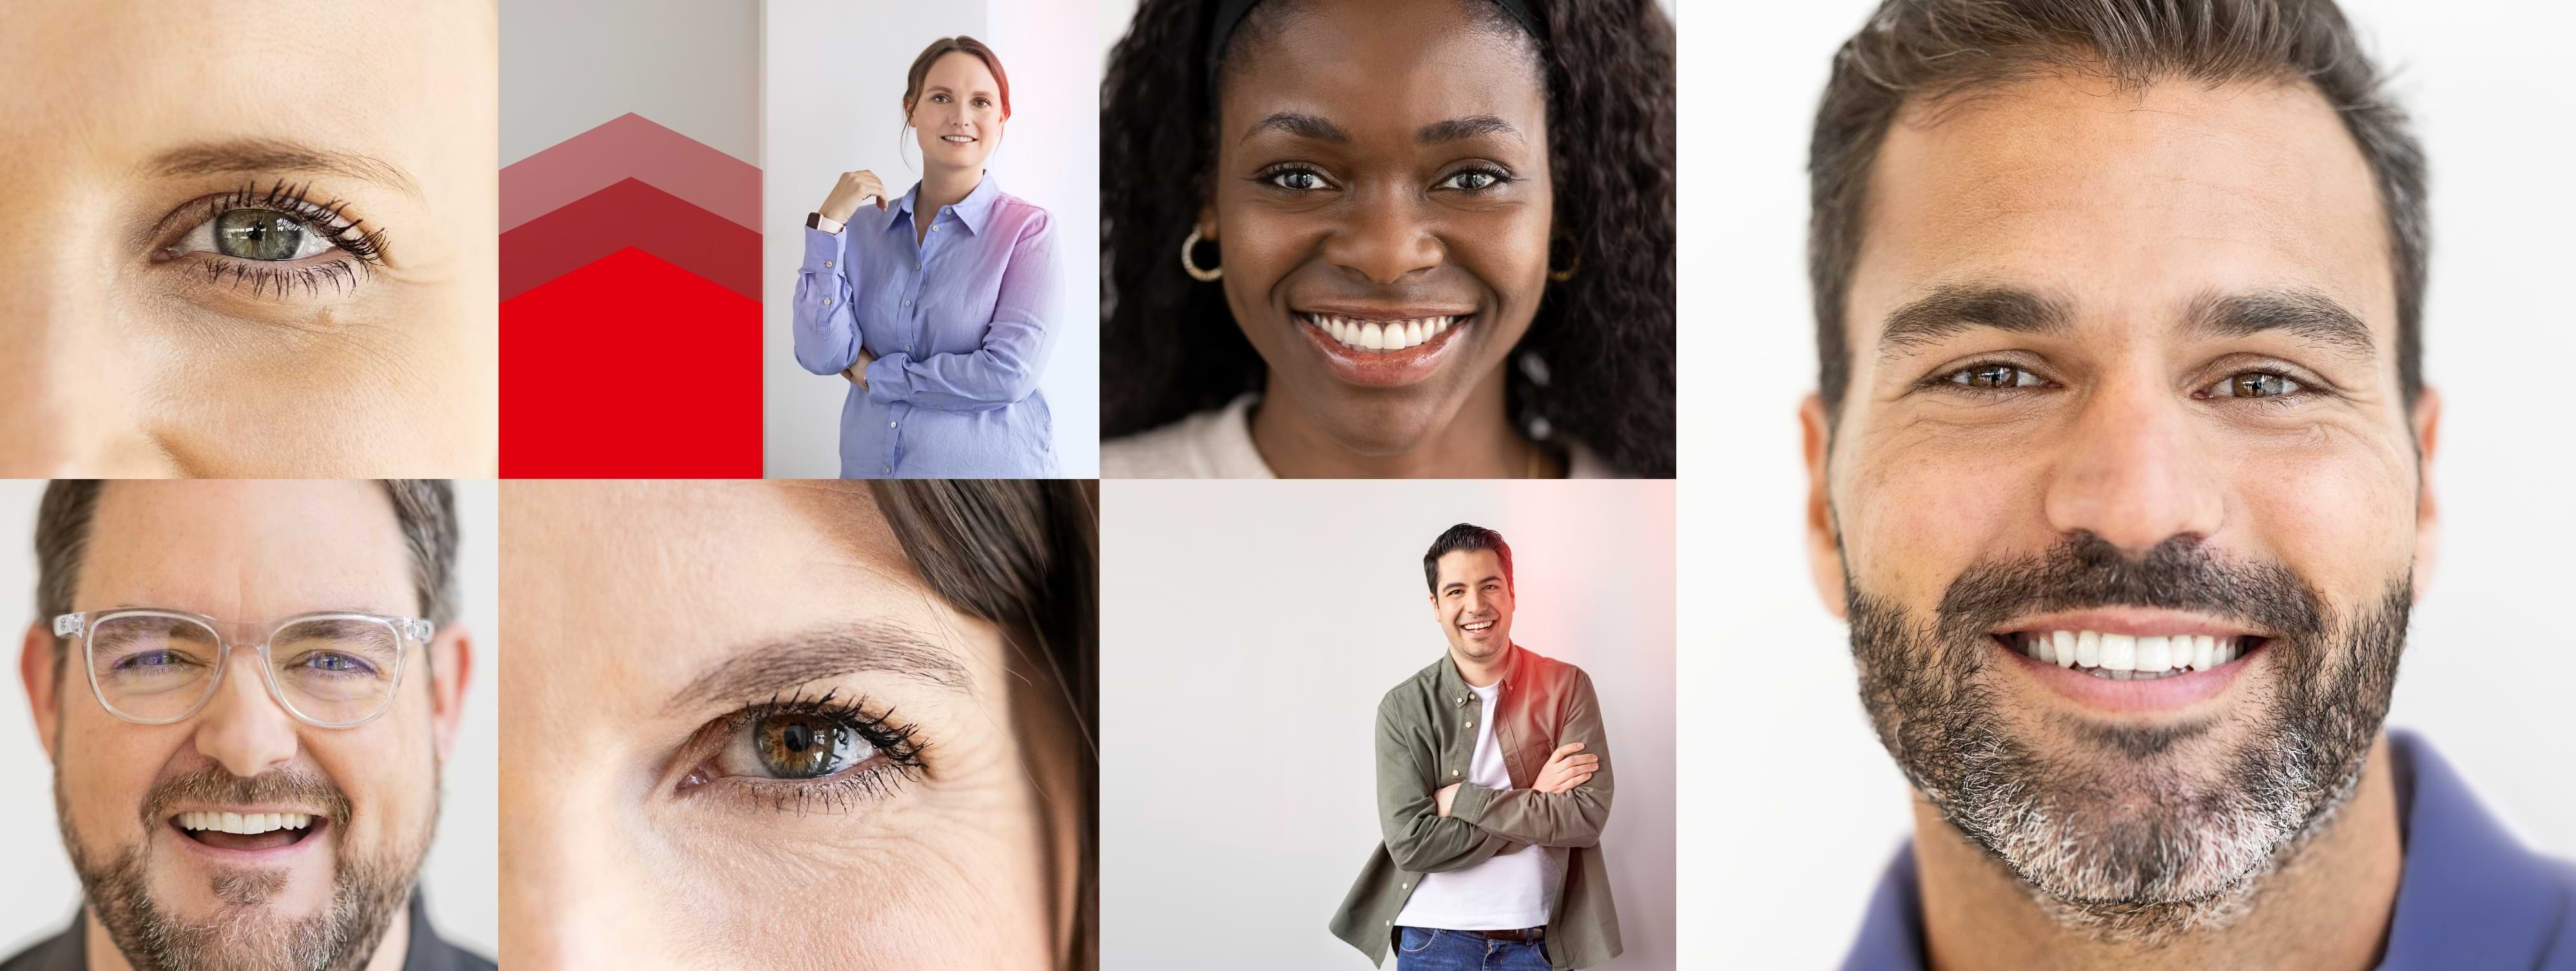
[1324,191,1442,286]
[2042,373,2227,553]
[192,648,301,778]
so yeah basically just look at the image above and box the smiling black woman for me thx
[1101,0,1676,479]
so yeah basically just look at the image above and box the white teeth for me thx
[2099,634,2137,672]
[2136,636,2173,672]
[2015,629,2255,679]
[176,810,313,835]
[1308,314,1458,351]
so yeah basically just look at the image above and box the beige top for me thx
[1103,393,1618,478]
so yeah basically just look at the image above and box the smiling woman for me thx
[1100,0,1676,478]
[498,478,1097,970]
[0,1,498,477]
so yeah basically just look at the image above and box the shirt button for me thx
[824,260,833,268]
[903,299,912,307]
[889,421,896,428]
[1451,769,1460,777]
[1464,720,1473,728]
[822,297,831,306]
[915,262,922,270]
[884,466,892,474]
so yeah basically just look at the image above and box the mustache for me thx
[1934,532,2325,642]
[139,764,353,829]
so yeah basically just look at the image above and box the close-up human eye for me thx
[1258,165,1334,192]
[1435,166,1511,192]
[155,181,388,298]
[2198,369,2305,400]
[1936,362,2049,390]
[679,690,929,812]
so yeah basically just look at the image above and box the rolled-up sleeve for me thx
[793,226,862,376]
[862,213,1058,410]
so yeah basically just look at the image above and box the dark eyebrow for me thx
[2182,290,2376,360]
[1243,112,1349,144]
[1877,284,2074,360]
[145,138,423,199]
[666,622,973,714]
[1418,115,1522,145]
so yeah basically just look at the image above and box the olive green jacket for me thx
[1328,644,1620,969]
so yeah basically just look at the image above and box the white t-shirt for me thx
[1391,680,1559,931]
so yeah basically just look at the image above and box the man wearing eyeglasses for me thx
[7,480,490,971]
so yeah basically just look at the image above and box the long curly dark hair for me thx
[1101,0,1676,476]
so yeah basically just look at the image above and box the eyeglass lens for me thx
[88,615,401,725]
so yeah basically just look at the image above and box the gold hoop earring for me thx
[1548,253,1581,283]
[1181,227,1223,282]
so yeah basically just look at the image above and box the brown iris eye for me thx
[752,713,865,779]
[2230,373,2293,397]
[1966,365,2021,388]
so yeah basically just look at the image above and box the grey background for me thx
[1101,480,1678,970]
[0,481,501,959]
[500,0,759,166]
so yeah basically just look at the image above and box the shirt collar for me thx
[1838,731,2575,970]
[888,173,1002,237]
[1434,643,1518,705]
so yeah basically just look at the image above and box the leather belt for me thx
[1472,927,1545,942]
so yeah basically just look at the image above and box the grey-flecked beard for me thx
[1845,533,2408,944]
[57,765,431,971]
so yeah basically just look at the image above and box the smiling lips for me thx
[2009,629,2252,680]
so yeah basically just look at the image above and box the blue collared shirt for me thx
[1841,732,2576,970]
[793,174,1058,478]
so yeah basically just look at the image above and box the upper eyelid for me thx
[150,184,385,257]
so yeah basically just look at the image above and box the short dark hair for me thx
[35,480,461,668]
[904,35,1011,119]
[1422,523,1514,595]
[1807,0,2427,420]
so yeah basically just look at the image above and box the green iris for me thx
[213,210,307,260]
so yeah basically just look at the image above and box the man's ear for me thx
[1801,394,1850,620]
[2408,386,2443,601]
[20,622,62,762]
[426,623,474,765]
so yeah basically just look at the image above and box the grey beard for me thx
[1845,533,2410,944]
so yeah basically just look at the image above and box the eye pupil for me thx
[214,210,306,261]
[754,714,859,779]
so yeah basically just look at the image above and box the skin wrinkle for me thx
[499,482,1076,970]
[0,1,497,477]
[1806,66,2430,968]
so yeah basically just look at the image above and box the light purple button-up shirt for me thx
[793,175,1058,478]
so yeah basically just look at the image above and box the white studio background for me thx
[762,0,1103,478]
[1100,480,1678,970]
[0,480,499,959]
[1681,1,2576,967]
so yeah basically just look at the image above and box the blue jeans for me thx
[1393,927,1550,970]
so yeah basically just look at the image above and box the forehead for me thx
[0,1,479,177]
[1435,548,1506,585]
[924,50,996,90]
[1221,0,1544,131]
[1850,74,2395,348]
[499,481,962,702]
[78,480,411,616]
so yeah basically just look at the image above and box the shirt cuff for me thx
[803,226,842,271]
[1449,782,1498,824]
[864,351,914,404]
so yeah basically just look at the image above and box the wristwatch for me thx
[807,211,844,234]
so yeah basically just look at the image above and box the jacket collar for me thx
[889,173,1002,237]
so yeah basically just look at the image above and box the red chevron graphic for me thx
[501,112,760,234]
[501,248,761,478]
[499,177,760,303]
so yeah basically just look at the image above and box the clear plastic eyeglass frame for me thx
[53,608,431,729]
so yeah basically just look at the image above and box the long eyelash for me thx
[716,688,930,815]
[194,179,390,299]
